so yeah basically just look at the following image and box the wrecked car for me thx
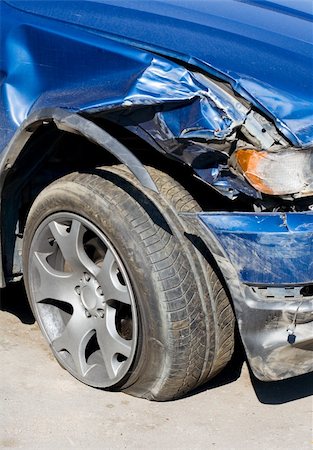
[0,0,312,401]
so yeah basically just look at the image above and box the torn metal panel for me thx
[180,211,313,380]
[99,59,253,199]
[90,57,249,152]
[120,60,249,142]
[193,166,262,200]
[87,62,312,200]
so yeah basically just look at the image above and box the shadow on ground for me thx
[0,281,35,324]
[186,337,313,405]
[1,281,312,405]
[250,370,313,405]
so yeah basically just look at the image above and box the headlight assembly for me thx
[230,147,313,197]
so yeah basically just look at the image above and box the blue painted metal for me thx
[199,212,313,285]
[194,167,261,199]
[1,0,312,149]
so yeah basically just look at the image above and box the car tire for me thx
[106,165,235,384]
[23,166,234,400]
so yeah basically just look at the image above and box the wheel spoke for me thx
[97,249,131,305]
[49,219,98,276]
[52,309,96,377]
[96,306,132,379]
[33,252,79,305]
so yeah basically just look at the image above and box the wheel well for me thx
[1,117,232,282]
[88,118,237,211]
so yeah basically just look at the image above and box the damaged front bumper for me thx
[182,211,313,381]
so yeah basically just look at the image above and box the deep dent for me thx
[2,21,299,200]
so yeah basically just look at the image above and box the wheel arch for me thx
[0,108,161,286]
[0,106,232,287]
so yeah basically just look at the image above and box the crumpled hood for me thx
[6,0,313,147]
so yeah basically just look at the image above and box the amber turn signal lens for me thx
[234,149,274,194]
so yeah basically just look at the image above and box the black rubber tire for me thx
[106,165,235,384]
[23,166,235,400]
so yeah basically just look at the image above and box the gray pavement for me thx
[1,283,312,450]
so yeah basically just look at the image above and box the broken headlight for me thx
[230,147,313,197]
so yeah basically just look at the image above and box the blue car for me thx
[1,0,312,400]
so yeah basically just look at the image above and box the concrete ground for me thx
[1,282,312,450]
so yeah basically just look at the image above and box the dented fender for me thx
[2,1,312,201]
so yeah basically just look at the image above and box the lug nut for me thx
[97,286,104,296]
[98,310,105,318]
[84,273,91,282]
[75,286,81,295]
[85,311,91,318]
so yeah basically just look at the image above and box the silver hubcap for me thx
[28,213,138,387]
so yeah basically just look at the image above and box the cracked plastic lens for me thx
[233,148,313,196]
